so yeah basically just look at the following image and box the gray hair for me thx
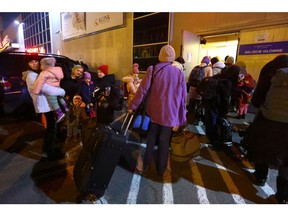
[40,57,56,69]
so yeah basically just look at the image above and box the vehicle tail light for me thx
[0,77,12,92]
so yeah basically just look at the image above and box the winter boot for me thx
[62,102,69,113]
[58,97,69,113]
[55,108,66,123]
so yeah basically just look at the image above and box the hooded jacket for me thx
[212,61,226,76]
[22,70,65,113]
[32,66,64,95]
[122,74,141,105]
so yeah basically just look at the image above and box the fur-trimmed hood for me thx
[122,75,134,83]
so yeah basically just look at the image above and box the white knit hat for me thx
[158,45,175,62]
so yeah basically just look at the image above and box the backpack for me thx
[196,76,219,99]
[106,82,125,111]
[188,65,207,87]
[261,68,288,121]
[197,76,232,115]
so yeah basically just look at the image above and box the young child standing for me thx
[236,73,256,119]
[33,57,68,123]
[65,95,90,144]
[81,71,95,118]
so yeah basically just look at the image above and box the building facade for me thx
[1,12,288,81]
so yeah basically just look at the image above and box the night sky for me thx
[0,12,21,29]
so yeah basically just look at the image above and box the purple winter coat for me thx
[129,62,187,127]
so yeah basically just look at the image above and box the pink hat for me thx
[158,45,175,62]
[132,63,139,74]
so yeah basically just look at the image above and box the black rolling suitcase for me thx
[73,113,133,202]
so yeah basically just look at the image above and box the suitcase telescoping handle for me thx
[121,113,134,136]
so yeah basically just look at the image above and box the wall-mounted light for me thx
[14,20,24,26]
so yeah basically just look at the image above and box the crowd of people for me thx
[22,58,121,160]
[20,44,288,204]
[185,53,288,204]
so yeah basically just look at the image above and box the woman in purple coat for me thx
[128,45,187,176]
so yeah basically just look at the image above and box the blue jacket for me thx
[129,62,187,127]
[81,81,95,105]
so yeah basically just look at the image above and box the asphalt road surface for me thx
[0,112,280,212]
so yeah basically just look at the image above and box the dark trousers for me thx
[187,99,202,124]
[203,100,219,144]
[277,165,288,203]
[144,122,172,174]
[254,162,269,179]
[44,111,63,159]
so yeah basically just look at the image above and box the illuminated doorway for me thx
[199,33,239,63]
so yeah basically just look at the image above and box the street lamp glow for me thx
[14,20,20,25]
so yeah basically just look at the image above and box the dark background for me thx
[0,12,21,29]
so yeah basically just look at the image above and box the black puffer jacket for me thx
[60,75,82,101]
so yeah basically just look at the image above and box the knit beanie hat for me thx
[132,63,139,74]
[158,45,175,62]
[201,56,210,65]
[98,65,109,75]
[211,57,219,65]
[83,71,91,79]
[235,61,247,75]
[225,56,234,65]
